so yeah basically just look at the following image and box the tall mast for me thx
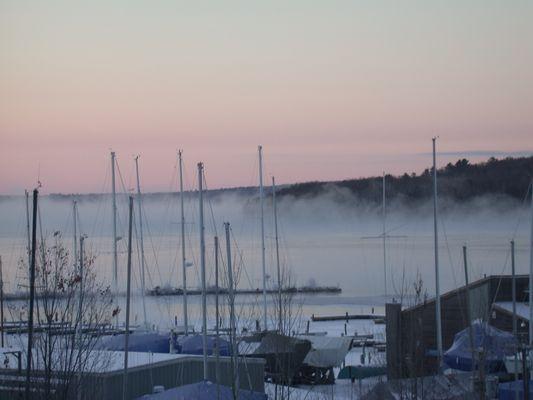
[73,201,78,267]
[224,222,238,397]
[432,138,443,368]
[214,235,220,386]
[179,150,188,335]
[111,151,118,296]
[25,189,38,399]
[25,190,31,279]
[198,162,208,381]
[272,177,282,333]
[529,179,533,350]
[134,156,148,328]
[258,145,267,331]
[511,240,519,393]
[76,235,85,400]
[462,246,475,366]
[122,196,133,400]
[382,172,387,297]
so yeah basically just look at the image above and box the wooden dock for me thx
[311,312,385,322]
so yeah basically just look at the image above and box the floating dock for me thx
[311,313,385,322]
[149,286,342,296]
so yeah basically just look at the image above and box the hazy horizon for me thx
[1,185,530,299]
[1,152,532,197]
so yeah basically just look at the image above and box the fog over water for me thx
[0,189,530,328]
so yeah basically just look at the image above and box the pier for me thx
[311,312,385,322]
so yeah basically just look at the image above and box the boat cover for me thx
[96,332,170,353]
[443,321,517,372]
[135,380,267,400]
[251,332,311,383]
[179,334,231,356]
[297,335,352,368]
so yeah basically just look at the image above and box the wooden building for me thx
[386,275,530,379]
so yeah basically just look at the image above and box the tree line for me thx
[276,156,533,205]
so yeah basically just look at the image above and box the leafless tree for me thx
[9,234,116,400]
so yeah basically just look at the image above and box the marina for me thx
[1,2,532,397]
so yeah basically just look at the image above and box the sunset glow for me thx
[1,1,531,194]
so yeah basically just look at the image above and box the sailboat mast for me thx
[198,162,208,380]
[511,240,519,388]
[258,145,267,331]
[73,200,78,265]
[25,190,31,277]
[111,151,118,296]
[214,235,220,385]
[529,179,533,349]
[134,156,148,328]
[25,189,38,399]
[382,172,387,297]
[76,235,85,400]
[272,177,282,333]
[462,246,475,366]
[122,196,134,400]
[224,222,238,397]
[432,138,443,367]
[179,150,188,335]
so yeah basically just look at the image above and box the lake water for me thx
[0,193,530,329]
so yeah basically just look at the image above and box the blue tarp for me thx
[179,334,231,356]
[135,380,267,400]
[498,380,533,400]
[443,321,517,372]
[96,332,170,353]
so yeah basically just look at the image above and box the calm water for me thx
[0,193,530,328]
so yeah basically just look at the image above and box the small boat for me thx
[443,321,517,372]
[294,335,352,384]
[179,334,231,357]
[245,332,311,385]
[96,331,172,354]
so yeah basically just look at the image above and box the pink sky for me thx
[1,1,532,194]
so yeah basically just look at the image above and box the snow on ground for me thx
[266,377,385,400]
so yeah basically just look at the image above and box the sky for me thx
[1,1,532,194]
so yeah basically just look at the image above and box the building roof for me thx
[400,274,529,314]
[493,302,530,321]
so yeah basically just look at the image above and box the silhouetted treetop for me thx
[277,156,533,205]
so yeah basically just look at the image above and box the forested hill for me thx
[277,156,533,205]
[22,156,532,205]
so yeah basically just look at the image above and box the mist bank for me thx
[1,155,531,210]
[0,155,531,298]
[0,183,529,238]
